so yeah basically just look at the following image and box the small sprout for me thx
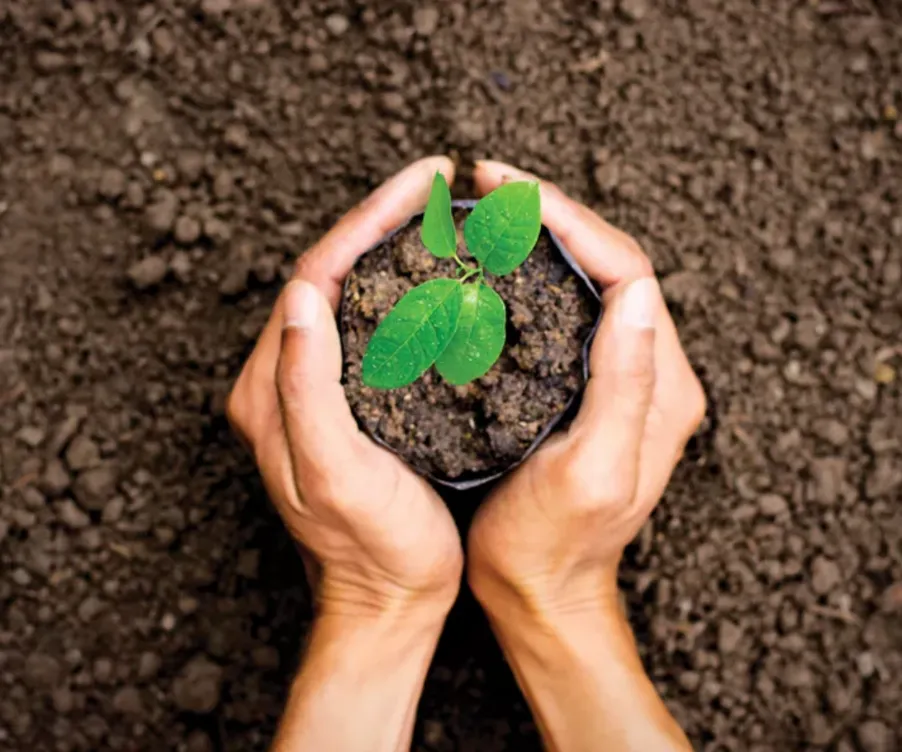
[362,173,541,389]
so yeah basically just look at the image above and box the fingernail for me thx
[283,280,319,331]
[618,278,658,330]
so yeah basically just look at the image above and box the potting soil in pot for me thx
[341,208,599,480]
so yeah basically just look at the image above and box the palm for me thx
[292,439,463,599]
[468,447,576,586]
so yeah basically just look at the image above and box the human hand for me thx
[227,157,464,623]
[468,159,706,620]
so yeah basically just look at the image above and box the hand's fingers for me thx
[568,278,660,492]
[276,280,362,485]
[474,159,705,490]
[230,156,456,447]
[302,155,457,312]
[472,159,652,288]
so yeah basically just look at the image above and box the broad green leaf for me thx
[435,283,506,385]
[421,172,457,259]
[362,279,463,389]
[464,181,541,276]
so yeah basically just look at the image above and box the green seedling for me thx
[362,172,541,389]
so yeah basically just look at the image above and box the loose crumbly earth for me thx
[341,210,597,480]
[1,1,901,751]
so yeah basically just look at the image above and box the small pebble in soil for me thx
[52,687,75,714]
[170,251,193,282]
[98,168,126,200]
[413,7,440,35]
[112,687,144,716]
[17,425,45,447]
[856,720,895,752]
[72,463,118,512]
[176,151,205,183]
[57,500,90,530]
[201,0,232,15]
[172,656,224,714]
[72,1,96,26]
[65,434,100,471]
[24,654,62,690]
[758,493,788,517]
[186,730,214,752]
[174,215,202,246]
[219,266,249,297]
[34,51,68,74]
[204,217,232,244]
[223,124,249,151]
[325,13,350,36]
[810,556,841,595]
[128,256,168,290]
[145,190,179,238]
[619,0,649,21]
[138,652,162,680]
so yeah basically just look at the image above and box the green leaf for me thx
[435,283,506,385]
[421,172,457,259]
[362,279,463,389]
[464,181,541,276]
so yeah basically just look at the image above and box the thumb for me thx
[276,279,360,480]
[569,278,660,488]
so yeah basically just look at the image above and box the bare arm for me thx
[227,158,464,752]
[480,592,690,752]
[468,160,702,752]
[273,609,444,752]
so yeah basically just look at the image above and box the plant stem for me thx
[458,268,480,283]
[452,253,470,273]
[457,263,487,285]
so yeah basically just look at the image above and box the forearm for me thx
[482,591,691,752]
[273,610,444,752]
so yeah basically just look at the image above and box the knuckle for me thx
[553,441,637,513]
[555,449,602,507]
[630,242,654,275]
[615,231,653,277]
[276,349,305,403]
[608,365,655,419]
[304,436,372,507]
[604,473,638,508]
[293,254,314,281]
[307,471,351,507]
[616,355,655,390]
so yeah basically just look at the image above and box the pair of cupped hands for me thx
[227,157,705,631]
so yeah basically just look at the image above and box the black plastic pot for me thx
[341,199,602,492]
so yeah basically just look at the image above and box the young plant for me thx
[362,172,541,389]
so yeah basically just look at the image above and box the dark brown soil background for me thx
[341,209,597,480]
[1,1,901,750]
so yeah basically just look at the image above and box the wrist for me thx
[478,582,627,654]
[468,557,622,630]
[317,567,459,627]
[311,596,450,648]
